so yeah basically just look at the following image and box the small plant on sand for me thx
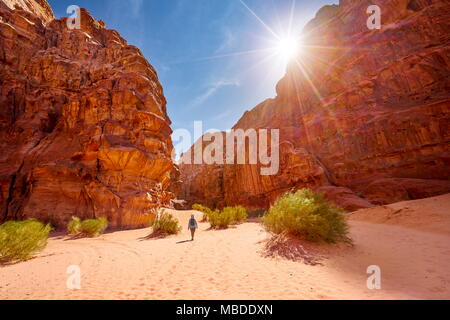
[208,209,231,229]
[67,217,81,235]
[208,206,248,229]
[80,217,108,237]
[262,189,349,243]
[151,211,181,236]
[66,217,108,238]
[192,204,213,222]
[231,205,248,223]
[0,219,52,263]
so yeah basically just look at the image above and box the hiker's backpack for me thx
[189,218,196,229]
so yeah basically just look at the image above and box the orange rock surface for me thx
[1,0,53,22]
[0,0,179,228]
[180,0,450,210]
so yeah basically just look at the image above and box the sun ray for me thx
[302,50,347,76]
[302,44,373,53]
[168,0,353,99]
[270,0,283,38]
[238,0,280,41]
[288,0,296,37]
[276,37,300,61]
[293,57,324,105]
[168,48,274,65]
[236,51,279,79]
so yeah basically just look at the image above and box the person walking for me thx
[188,214,198,241]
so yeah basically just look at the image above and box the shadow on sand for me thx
[138,233,167,241]
[138,234,194,244]
[260,232,353,266]
[176,240,194,244]
[260,233,325,266]
[62,234,92,241]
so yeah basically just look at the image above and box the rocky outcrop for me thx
[0,0,179,228]
[1,0,53,22]
[180,0,450,211]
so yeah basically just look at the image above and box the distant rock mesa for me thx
[0,0,179,228]
[180,0,450,211]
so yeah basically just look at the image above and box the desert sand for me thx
[1,194,449,300]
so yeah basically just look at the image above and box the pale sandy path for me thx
[1,195,450,300]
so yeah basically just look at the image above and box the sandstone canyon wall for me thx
[180,0,450,211]
[0,0,179,228]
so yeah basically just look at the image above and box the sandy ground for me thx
[1,194,449,300]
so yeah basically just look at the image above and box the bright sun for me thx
[276,37,300,61]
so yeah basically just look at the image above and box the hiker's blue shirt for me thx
[188,218,198,231]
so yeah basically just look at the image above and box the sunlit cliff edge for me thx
[179,0,450,210]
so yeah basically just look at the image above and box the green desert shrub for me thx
[262,189,349,243]
[208,209,231,229]
[208,206,248,229]
[0,219,52,263]
[80,217,108,237]
[232,205,248,222]
[192,204,213,222]
[67,217,107,237]
[67,217,81,235]
[151,212,181,235]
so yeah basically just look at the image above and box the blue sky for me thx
[49,0,337,155]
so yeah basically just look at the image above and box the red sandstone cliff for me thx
[180,0,450,211]
[0,0,179,228]
[1,0,53,22]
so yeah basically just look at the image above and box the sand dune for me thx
[1,195,449,300]
[348,193,450,235]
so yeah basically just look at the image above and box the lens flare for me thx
[276,37,300,61]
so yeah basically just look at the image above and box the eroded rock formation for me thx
[180,0,450,211]
[0,0,179,228]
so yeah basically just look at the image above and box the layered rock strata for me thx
[0,0,179,228]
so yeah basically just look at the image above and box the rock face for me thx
[180,0,450,211]
[0,0,179,228]
[1,0,53,22]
